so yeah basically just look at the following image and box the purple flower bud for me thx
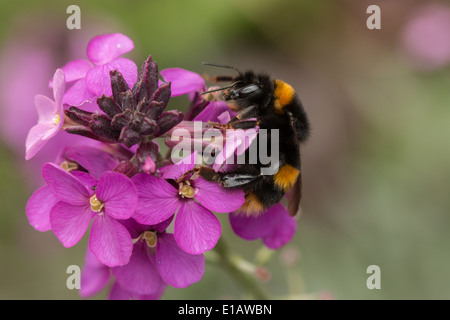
[63,55,183,148]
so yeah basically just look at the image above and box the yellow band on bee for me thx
[274,164,300,191]
[274,79,295,112]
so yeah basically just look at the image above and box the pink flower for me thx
[79,245,165,300]
[402,4,450,70]
[41,163,138,267]
[59,33,137,106]
[25,146,120,232]
[80,218,204,300]
[131,152,245,254]
[229,204,297,249]
[25,69,65,160]
[112,218,204,296]
[80,246,164,300]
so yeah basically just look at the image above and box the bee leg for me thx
[175,168,198,183]
[195,166,260,188]
[195,166,223,183]
[226,105,260,129]
[203,105,258,130]
[230,105,257,122]
[204,121,229,130]
[226,120,259,130]
[220,173,260,188]
[205,119,258,131]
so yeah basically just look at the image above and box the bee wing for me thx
[286,172,302,217]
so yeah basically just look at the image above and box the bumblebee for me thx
[189,63,310,216]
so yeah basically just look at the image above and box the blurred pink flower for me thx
[25,69,65,160]
[401,4,450,70]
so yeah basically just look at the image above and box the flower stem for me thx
[213,237,270,300]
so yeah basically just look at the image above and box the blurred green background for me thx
[1,0,450,300]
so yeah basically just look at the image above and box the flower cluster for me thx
[24,33,297,299]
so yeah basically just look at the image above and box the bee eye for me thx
[239,84,260,95]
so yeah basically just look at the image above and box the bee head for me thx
[223,71,273,109]
[202,63,274,110]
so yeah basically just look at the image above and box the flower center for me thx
[179,181,195,198]
[143,231,157,248]
[52,114,61,125]
[90,194,104,212]
[60,160,79,172]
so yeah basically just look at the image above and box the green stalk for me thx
[213,237,270,300]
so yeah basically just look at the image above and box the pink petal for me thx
[96,172,138,220]
[194,177,245,213]
[261,205,297,249]
[137,285,166,300]
[174,200,221,254]
[108,282,132,300]
[52,68,66,107]
[160,68,205,97]
[108,281,165,300]
[194,101,232,123]
[120,216,174,236]
[41,124,61,141]
[158,151,198,180]
[59,59,92,83]
[25,123,56,160]
[42,163,91,205]
[152,216,174,233]
[85,58,137,97]
[64,146,119,179]
[118,218,148,238]
[63,78,96,106]
[156,233,205,288]
[71,171,98,190]
[34,94,56,123]
[84,65,112,97]
[131,173,180,225]
[80,248,111,298]
[90,214,133,267]
[25,185,56,231]
[50,202,93,247]
[87,33,134,66]
[229,211,269,241]
[229,204,297,249]
[108,58,138,87]
[217,110,232,124]
[112,240,164,295]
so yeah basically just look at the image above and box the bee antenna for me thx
[201,84,234,95]
[200,80,243,95]
[202,62,241,75]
